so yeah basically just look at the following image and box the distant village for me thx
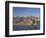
[13,16,40,25]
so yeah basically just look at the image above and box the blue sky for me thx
[13,7,40,17]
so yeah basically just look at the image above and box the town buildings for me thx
[13,16,40,25]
